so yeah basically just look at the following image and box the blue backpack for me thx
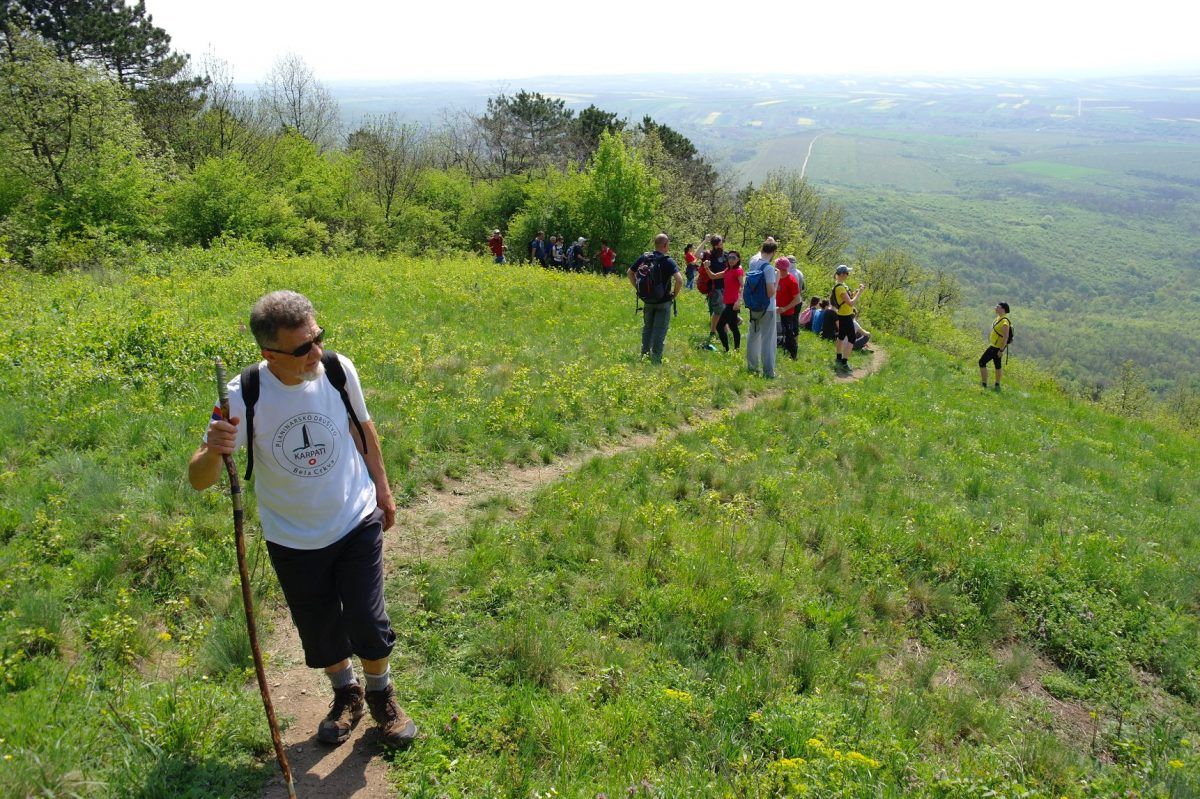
[743,266,770,312]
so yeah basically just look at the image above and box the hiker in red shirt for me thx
[487,229,505,264]
[775,257,802,360]
[683,243,698,289]
[599,240,617,276]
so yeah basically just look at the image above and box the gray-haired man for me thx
[188,290,416,749]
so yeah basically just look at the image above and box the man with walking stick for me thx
[188,290,417,750]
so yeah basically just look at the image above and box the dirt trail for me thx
[259,347,887,798]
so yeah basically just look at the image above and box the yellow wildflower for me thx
[662,688,693,703]
[1168,760,1184,769]
[845,751,881,768]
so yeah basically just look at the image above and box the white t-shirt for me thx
[214,355,376,550]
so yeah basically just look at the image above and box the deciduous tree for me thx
[348,115,430,222]
[259,53,339,151]
[762,168,849,267]
[578,131,658,263]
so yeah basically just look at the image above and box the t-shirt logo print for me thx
[272,413,340,477]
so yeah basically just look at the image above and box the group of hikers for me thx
[496,227,1012,386]
[627,233,874,378]
[626,231,1012,388]
[487,229,620,274]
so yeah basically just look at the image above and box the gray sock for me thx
[327,662,358,690]
[364,665,391,693]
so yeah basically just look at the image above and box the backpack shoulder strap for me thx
[993,315,1010,346]
[322,351,369,456]
[239,364,260,480]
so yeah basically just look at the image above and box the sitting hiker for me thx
[798,297,819,330]
[852,315,872,351]
[820,301,838,340]
[811,299,828,335]
[979,302,1011,390]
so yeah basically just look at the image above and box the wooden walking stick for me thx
[215,357,297,799]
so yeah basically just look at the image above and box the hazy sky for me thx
[144,0,1200,83]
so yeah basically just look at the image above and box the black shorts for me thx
[836,314,856,341]
[266,507,396,668]
[979,346,1003,369]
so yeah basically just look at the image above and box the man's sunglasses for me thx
[264,328,325,357]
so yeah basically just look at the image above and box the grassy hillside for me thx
[386,337,1200,798]
[1,251,1198,797]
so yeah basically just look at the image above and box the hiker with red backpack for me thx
[699,235,729,351]
[629,233,683,364]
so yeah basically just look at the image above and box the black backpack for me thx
[994,316,1013,347]
[239,350,367,480]
[634,252,673,303]
[830,282,848,311]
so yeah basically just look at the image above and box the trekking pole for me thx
[214,358,297,799]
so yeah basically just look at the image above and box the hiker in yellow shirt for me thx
[979,302,1011,390]
[832,265,865,373]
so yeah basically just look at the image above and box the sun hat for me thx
[835,264,852,275]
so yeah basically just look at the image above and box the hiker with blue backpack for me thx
[744,240,780,379]
[629,233,683,364]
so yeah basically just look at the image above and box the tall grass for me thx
[384,339,1200,797]
[1,249,1197,796]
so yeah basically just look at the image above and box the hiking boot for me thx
[993,384,1002,392]
[365,685,418,748]
[317,683,364,744]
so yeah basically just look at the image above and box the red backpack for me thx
[696,252,712,296]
